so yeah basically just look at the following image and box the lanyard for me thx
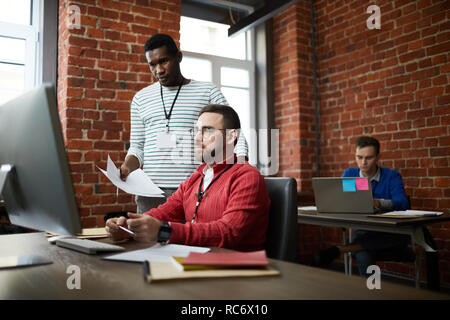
[160,84,182,132]
[191,163,234,223]
[371,167,381,195]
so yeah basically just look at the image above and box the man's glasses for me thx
[189,127,227,138]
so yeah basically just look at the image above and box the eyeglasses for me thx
[189,127,227,138]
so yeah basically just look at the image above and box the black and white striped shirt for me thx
[126,79,248,188]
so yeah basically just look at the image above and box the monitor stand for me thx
[0,164,13,195]
[1,165,53,269]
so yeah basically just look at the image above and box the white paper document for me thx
[104,244,210,263]
[298,206,317,211]
[381,210,443,217]
[98,155,164,197]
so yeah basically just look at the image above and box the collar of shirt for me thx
[198,154,237,176]
[359,166,381,182]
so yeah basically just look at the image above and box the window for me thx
[0,0,40,105]
[180,16,256,164]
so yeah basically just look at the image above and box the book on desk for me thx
[144,250,280,282]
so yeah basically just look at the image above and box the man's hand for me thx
[120,155,140,181]
[127,212,161,243]
[119,163,132,181]
[105,216,132,242]
[373,199,381,209]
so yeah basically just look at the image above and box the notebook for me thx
[181,250,269,268]
[312,177,375,214]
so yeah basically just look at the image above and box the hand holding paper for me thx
[98,155,164,197]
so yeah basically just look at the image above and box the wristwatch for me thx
[157,221,172,244]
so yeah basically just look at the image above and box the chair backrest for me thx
[264,177,298,262]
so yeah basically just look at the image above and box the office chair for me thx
[264,177,299,262]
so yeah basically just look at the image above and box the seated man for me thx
[315,136,410,276]
[106,104,270,251]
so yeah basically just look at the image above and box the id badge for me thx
[156,132,177,149]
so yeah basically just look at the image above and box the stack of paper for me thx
[98,155,164,197]
[373,210,444,218]
[46,228,108,239]
[104,244,210,263]
[145,250,279,282]
[298,206,317,211]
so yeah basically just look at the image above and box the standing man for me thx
[120,34,248,213]
[315,136,410,276]
[106,105,270,251]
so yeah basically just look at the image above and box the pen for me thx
[118,225,135,236]
[143,260,151,282]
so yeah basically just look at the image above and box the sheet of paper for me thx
[381,210,444,217]
[298,206,317,211]
[98,155,164,197]
[104,244,210,263]
[342,179,356,192]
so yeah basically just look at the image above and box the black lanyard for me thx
[191,164,234,223]
[371,167,381,194]
[160,84,182,132]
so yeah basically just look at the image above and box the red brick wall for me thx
[57,0,181,228]
[274,0,450,286]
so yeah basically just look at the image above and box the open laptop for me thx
[312,177,376,214]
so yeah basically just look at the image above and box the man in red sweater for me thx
[106,104,270,251]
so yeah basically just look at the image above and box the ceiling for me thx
[182,0,267,25]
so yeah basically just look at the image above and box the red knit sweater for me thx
[144,161,270,251]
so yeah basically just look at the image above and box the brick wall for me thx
[57,0,181,228]
[274,0,450,286]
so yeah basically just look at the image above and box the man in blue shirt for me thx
[315,136,411,276]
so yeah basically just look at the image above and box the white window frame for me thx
[0,0,40,94]
[181,30,257,164]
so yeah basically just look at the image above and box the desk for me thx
[298,209,450,288]
[0,232,448,300]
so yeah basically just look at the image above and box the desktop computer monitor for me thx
[0,84,81,235]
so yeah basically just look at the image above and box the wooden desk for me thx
[298,209,450,288]
[0,232,448,300]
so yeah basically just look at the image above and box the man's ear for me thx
[176,51,183,63]
[226,129,238,145]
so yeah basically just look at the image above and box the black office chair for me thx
[264,177,299,262]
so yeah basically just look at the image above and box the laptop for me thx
[312,177,376,214]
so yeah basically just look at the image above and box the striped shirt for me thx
[126,79,248,188]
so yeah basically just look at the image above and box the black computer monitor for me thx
[0,84,81,235]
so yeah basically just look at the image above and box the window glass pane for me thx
[0,0,31,25]
[221,86,250,133]
[0,63,25,105]
[180,56,212,82]
[180,16,247,60]
[0,37,26,64]
[221,67,249,88]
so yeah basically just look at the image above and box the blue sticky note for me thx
[342,179,356,192]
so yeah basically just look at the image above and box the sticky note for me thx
[355,178,369,191]
[342,179,356,192]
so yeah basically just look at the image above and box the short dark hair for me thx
[144,33,178,56]
[199,104,241,130]
[356,136,380,154]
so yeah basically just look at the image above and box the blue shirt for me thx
[342,167,410,211]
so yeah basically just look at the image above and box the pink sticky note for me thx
[355,178,369,191]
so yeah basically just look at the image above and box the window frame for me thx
[0,0,40,94]
[181,29,257,164]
